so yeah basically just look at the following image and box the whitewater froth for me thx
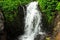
[19,1,45,40]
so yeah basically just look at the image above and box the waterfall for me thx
[19,1,45,40]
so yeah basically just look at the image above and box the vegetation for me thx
[0,0,60,23]
[0,0,33,11]
[38,0,60,40]
[0,0,60,40]
[38,0,58,24]
[1,0,59,23]
[56,2,60,11]
[0,0,33,22]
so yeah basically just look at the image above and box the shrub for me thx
[38,0,58,24]
[56,2,60,11]
[0,0,33,22]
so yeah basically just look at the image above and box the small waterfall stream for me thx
[19,1,45,40]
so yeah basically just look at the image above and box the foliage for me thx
[0,0,59,23]
[56,2,60,11]
[2,0,20,12]
[38,0,58,24]
[4,11,17,22]
[0,0,33,12]
[0,0,33,22]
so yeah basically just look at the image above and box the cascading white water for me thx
[19,1,45,40]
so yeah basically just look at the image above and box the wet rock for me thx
[52,12,60,40]
[0,10,5,40]
[0,10,4,31]
[34,34,46,40]
[4,5,26,40]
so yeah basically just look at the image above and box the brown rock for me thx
[53,12,60,40]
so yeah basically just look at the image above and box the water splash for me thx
[19,1,45,40]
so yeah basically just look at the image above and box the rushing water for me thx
[19,1,45,40]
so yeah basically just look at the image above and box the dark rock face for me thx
[0,10,6,40]
[34,34,46,40]
[0,10,4,31]
[4,5,26,40]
